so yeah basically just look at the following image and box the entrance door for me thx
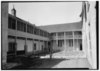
[78,39,82,51]
[80,43,82,51]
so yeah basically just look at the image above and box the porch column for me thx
[64,32,66,55]
[15,37,17,56]
[56,33,58,50]
[77,39,79,51]
[73,31,74,51]
[56,33,58,45]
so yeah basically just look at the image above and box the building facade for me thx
[81,1,97,69]
[2,2,97,69]
[2,4,51,64]
[39,21,83,53]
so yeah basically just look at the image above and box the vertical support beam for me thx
[39,40,41,51]
[46,41,48,50]
[73,31,74,51]
[25,38,27,55]
[77,39,79,51]
[56,33,58,50]
[15,37,17,57]
[1,3,8,65]
[64,32,66,55]
[56,33,58,45]
[15,15,17,57]
[33,39,34,53]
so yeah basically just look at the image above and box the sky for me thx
[9,2,82,26]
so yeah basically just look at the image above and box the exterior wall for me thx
[82,1,97,69]
[51,30,82,52]
[1,3,8,64]
[7,14,50,57]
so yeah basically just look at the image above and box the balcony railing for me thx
[74,35,82,38]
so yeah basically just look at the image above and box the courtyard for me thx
[3,50,91,69]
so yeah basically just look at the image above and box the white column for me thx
[73,31,74,51]
[77,39,79,51]
[56,33,58,45]
[64,32,66,55]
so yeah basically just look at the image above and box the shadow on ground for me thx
[10,56,67,69]
[6,50,67,69]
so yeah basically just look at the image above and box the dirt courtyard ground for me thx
[3,51,92,69]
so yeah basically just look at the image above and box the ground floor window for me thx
[8,42,16,52]
[58,40,64,47]
[69,39,73,47]
[34,43,36,50]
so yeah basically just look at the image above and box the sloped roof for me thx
[38,21,82,33]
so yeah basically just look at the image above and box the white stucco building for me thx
[81,1,97,69]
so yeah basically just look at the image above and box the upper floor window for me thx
[39,30,44,36]
[58,32,64,38]
[27,24,33,34]
[17,21,26,32]
[74,31,82,35]
[51,33,56,38]
[66,32,72,35]
[8,17,16,30]
[34,28,40,35]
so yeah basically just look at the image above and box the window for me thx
[8,17,16,29]
[17,21,26,32]
[34,43,36,50]
[27,24,33,34]
[39,30,43,36]
[66,32,72,35]
[58,32,64,38]
[34,28,39,35]
[58,40,64,47]
[51,33,56,38]
[8,42,16,52]
[69,40,73,47]
[74,31,82,35]
[36,29,39,35]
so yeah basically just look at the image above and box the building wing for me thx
[39,21,82,33]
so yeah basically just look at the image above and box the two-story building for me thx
[2,5,51,63]
[39,21,82,53]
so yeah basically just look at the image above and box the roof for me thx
[38,21,82,33]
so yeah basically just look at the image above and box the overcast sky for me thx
[9,2,82,26]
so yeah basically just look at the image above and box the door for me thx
[80,43,82,51]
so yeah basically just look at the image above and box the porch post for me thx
[73,31,74,51]
[64,32,66,55]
